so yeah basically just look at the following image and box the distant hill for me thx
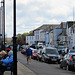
[6,38,12,44]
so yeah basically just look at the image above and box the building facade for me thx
[26,33,35,45]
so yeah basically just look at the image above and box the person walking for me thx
[25,46,32,64]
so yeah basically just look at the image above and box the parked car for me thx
[57,46,65,54]
[68,49,75,53]
[37,49,42,61]
[37,43,43,48]
[41,47,60,63]
[21,49,25,54]
[60,53,75,71]
[32,50,38,59]
[30,48,37,51]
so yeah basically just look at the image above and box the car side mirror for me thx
[42,52,45,54]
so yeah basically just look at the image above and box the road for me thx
[17,51,75,75]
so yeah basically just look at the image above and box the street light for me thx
[1,0,17,75]
[13,0,17,75]
[1,0,5,50]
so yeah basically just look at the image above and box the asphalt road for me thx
[17,51,75,75]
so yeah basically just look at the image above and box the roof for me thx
[69,53,75,55]
[45,47,57,50]
[40,24,60,33]
[33,24,60,31]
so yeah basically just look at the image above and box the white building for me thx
[72,25,75,49]
[66,21,75,49]
[26,33,35,45]
[34,25,51,44]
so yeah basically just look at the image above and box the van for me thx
[37,43,43,48]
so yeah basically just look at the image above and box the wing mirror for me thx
[42,52,45,54]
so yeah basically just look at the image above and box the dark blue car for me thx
[60,53,75,71]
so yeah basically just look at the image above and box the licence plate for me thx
[51,59,57,61]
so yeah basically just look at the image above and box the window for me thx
[32,36,33,40]
[27,36,28,40]
[30,36,31,40]
[37,35,39,40]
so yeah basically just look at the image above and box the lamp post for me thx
[13,0,17,75]
[1,0,5,50]
[1,0,17,74]
[3,0,5,50]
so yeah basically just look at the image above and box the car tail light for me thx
[69,56,72,61]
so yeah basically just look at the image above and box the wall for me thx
[45,32,49,44]
[26,36,35,45]
[53,28,62,47]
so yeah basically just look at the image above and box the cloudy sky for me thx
[0,0,75,37]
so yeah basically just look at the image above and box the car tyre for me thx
[41,56,44,62]
[60,64,63,68]
[44,58,47,63]
[39,58,41,61]
[66,65,71,71]
[58,61,60,64]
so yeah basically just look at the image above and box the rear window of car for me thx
[46,49,59,54]
[70,50,75,53]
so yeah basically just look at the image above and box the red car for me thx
[21,49,25,54]
[32,50,38,59]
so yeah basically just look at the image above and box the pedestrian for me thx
[25,46,32,64]
[0,50,8,60]
[0,50,13,75]
[5,48,11,54]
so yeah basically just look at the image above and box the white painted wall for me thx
[34,29,45,42]
[40,32,45,41]
[72,32,75,48]
[26,36,35,45]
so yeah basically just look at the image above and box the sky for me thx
[0,0,75,37]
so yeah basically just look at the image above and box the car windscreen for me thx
[70,50,75,53]
[34,50,38,53]
[46,49,59,54]
[58,46,64,49]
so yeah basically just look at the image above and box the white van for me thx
[37,43,43,48]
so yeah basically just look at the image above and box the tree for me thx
[22,33,29,41]
[29,31,33,34]
[17,31,33,45]
[17,34,23,45]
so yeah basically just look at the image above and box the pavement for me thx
[4,61,36,75]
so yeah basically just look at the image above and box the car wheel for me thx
[58,61,60,64]
[66,65,71,71]
[44,58,46,63]
[39,58,41,61]
[37,57,39,61]
[41,56,44,62]
[60,64,63,68]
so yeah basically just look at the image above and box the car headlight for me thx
[46,55,49,58]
